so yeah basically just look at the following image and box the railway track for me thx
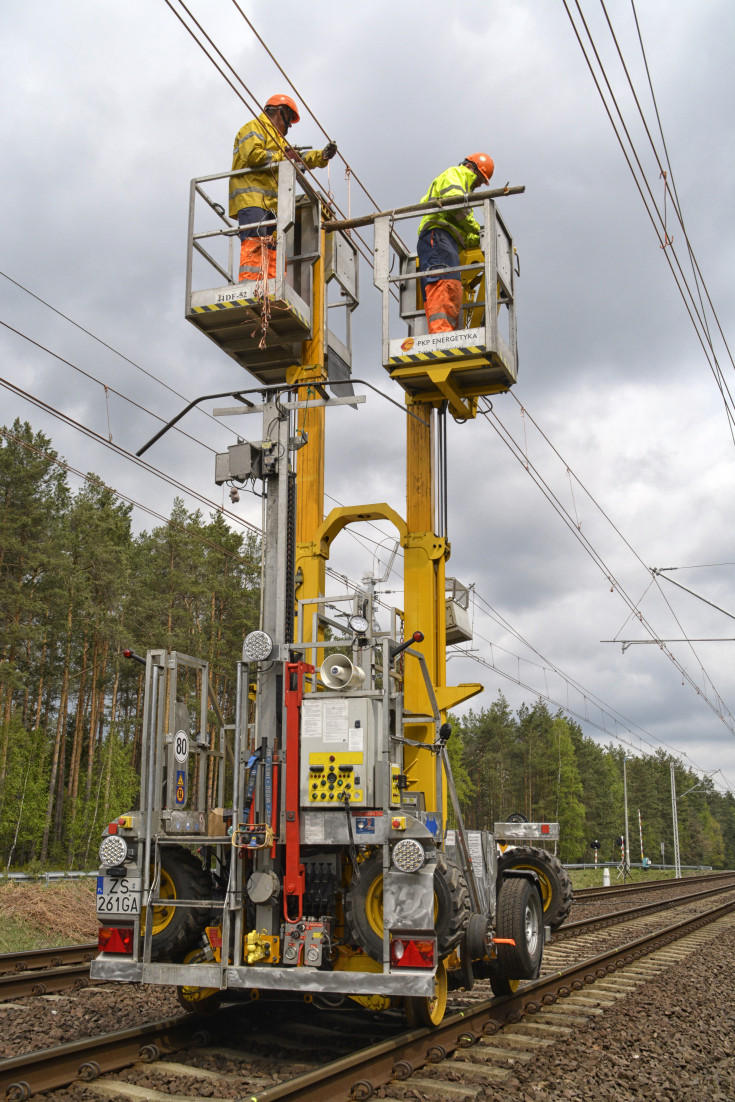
[572,868,735,902]
[2,874,734,1099]
[0,946,97,1002]
[0,946,96,975]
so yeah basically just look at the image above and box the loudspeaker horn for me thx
[319,653,365,691]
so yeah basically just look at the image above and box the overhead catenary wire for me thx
[0,425,253,563]
[0,374,262,538]
[453,644,734,795]
[161,0,378,274]
[4,0,731,793]
[470,588,662,749]
[480,396,735,736]
[617,0,735,381]
[0,270,241,441]
[503,391,735,718]
[561,0,735,442]
[228,0,386,218]
[0,318,218,456]
[465,591,735,789]
[0,266,411,594]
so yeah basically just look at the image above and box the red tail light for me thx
[390,936,436,968]
[98,926,134,954]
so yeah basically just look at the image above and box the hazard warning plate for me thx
[96,875,141,915]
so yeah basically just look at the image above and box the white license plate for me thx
[96,875,142,915]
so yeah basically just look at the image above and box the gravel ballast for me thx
[3,906,735,1099]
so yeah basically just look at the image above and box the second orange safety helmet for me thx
[464,152,495,183]
[265,93,300,124]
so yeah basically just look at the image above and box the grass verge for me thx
[0,879,97,953]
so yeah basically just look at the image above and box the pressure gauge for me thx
[349,614,369,635]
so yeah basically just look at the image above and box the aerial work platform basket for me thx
[372,191,519,416]
[185,161,358,388]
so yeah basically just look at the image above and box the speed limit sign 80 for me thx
[173,730,189,763]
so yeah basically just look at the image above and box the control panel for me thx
[305,751,365,805]
[299,694,383,808]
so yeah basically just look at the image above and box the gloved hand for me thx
[284,146,306,167]
[322,141,337,161]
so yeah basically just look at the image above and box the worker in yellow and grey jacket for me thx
[417,153,494,333]
[229,93,337,283]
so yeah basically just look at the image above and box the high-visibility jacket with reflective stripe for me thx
[229,112,328,218]
[417,165,482,250]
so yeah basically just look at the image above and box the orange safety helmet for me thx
[265,93,300,124]
[464,152,495,183]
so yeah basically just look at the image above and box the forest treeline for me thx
[1,419,734,871]
[448,699,735,868]
[0,420,260,869]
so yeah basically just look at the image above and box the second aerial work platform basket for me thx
[373,191,519,416]
[185,161,358,388]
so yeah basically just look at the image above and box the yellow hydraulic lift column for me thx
[292,214,328,646]
[402,396,450,812]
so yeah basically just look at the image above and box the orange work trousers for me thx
[424,280,463,332]
[238,237,276,282]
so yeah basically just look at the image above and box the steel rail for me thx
[0,1014,201,1100]
[0,943,96,975]
[242,896,735,1101]
[573,869,735,900]
[555,880,735,939]
[0,963,99,1002]
[3,882,733,1098]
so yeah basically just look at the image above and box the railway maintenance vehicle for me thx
[92,156,571,1025]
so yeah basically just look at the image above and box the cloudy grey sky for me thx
[2,1,735,795]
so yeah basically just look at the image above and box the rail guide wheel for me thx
[405,959,448,1028]
[175,948,221,1015]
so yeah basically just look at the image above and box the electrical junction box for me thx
[214,441,263,485]
[299,694,383,808]
[445,599,472,644]
[445,577,473,644]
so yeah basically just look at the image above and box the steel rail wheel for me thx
[141,846,213,960]
[498,846,573,930]
[176,949,221,1014]
[405,959,448,1027]
[345,853,469,962]
[148,866,177,937]
[488,974,520,998]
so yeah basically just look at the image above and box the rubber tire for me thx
[494,875,543,980]
[498,846,573,930]
[145,846,213,961]
[345,852,470,963]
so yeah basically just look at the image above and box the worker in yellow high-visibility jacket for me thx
[229,94,337,282]
[417,153,494,333]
